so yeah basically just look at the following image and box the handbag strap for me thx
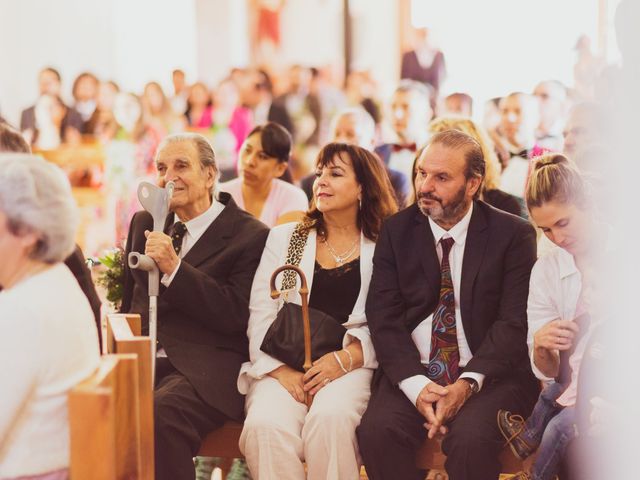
[281,222,310,291]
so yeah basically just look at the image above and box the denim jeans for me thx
[520,382,565,447]
[531,406,576,480]
[520,382,576,480]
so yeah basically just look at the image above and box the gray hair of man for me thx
[428,129,486,199]
[0,154,79,263]
[328,106,376,149]
[155,132,219,192]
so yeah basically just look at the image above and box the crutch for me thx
[269,264,313,407]
[128,180,174,385]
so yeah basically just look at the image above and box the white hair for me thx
[0,154,78,263]
[329,107,376,148]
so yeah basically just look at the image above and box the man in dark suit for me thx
[120,132,269,480]
[357,130,539,480]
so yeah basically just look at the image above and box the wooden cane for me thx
[269,264,312,407]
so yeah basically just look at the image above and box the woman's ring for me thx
[323,378,330,385]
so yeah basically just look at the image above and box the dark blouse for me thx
[308,257,361,325]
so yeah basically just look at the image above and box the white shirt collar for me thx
[428,203,474,247]
[173,197,225,240]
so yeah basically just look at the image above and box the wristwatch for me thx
[460,377,479,395]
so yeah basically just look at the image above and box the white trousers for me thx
[239,368,373,480]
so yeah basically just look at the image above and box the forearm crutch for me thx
[128,181,174,385]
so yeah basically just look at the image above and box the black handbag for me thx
[260,302,346,372]
[259,222,347,372]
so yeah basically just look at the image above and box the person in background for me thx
[400,27,446,99]
[170,69,189,116]
[562,102,606,160]
[533,80,568,152]
[72,71,100,130]
[185,82,213,128]
[0,154,100,480]
[85,80,120,142]
[18,67,82,149]
[440,92,473,118]
[428,116,524,217]
[141,81,186,135]
[220,122,308,227]
[495,92,542,199]
[209,78,254,181]
[376,80,432,191]
[498,154,606,480]
[245,69,294,137]
[238,142,398,479]
[300,107,408,207]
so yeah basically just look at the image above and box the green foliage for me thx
[96,248,125,310]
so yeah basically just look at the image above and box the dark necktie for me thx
[391,142,417,153]
[171,222,187,256]
[427,237,460,386]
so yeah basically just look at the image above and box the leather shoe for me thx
[497,409,536,460]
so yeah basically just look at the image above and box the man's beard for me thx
[417,184,470,226]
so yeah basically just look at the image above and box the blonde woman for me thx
[498,154,604,480]
[428,116,524,217]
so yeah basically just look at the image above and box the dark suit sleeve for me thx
[64,245,102,335]
[119,212,140,314]
[160,227,269,336]
[465,221,537,377]
[366,222,426,385]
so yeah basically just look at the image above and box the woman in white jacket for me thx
[238,143,398,479]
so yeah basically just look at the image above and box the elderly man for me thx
[357,130,539,480]
[120,132,269,480]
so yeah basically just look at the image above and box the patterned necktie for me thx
[427,237,460,386]
[171,221,187,256]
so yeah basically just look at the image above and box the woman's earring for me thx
[358,197,362,210]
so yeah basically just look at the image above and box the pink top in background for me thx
[220,178,309,227]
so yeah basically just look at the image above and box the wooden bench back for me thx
[68,353,140,480]
[105,313,154,480]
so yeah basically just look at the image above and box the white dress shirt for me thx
[398,204,486,406]
[161,197,226,287]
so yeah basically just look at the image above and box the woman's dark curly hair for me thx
[302,142,398,241]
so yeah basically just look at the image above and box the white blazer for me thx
[237,222,377,394]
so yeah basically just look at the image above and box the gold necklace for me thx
[324,237,359,265]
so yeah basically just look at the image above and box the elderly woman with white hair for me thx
[0,154,100,480]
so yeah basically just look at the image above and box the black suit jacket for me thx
[366,201,537,386]
[267,100,295,138]
[120,193,269,420]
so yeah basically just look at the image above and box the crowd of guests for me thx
[0,21,617,480]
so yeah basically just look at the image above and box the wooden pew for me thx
[68,353,141,480]
[106,313,154,480]
[105,313,529,479]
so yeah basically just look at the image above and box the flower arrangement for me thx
[96,247,125,310]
